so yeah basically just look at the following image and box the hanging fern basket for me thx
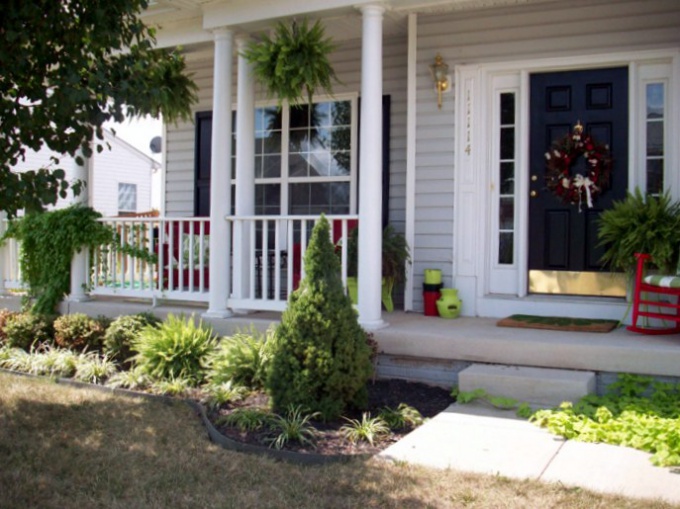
[242,19,339,107]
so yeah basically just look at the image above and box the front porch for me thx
[3,292,676,387]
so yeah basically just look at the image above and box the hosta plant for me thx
[130,314,216,385]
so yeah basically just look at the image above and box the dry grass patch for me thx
[0,372,676,509]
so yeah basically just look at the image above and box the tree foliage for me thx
[0,0,198,217]
[266,215,373,420]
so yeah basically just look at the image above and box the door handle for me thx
[531,175,538,182]
[530,190,538,198]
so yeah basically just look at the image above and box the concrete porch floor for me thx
[2,295,679,384]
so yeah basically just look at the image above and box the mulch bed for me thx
[497,314,619,333]
[208,379,454,456]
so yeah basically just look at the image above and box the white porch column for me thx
[233,36,256,302]
[205,28,234,318]
[358,4,385,329]
[0,211,7,295]
[68,148,90,302]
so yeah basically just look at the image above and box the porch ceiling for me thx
[144,0,559,48]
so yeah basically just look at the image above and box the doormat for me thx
[497,314,619,333]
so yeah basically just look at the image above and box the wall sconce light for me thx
[429,53,450,109]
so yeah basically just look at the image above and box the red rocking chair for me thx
[627,252,680,335]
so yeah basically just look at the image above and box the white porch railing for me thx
[1,215,357,311]
[227,215,358,312]
[91,217,211,303]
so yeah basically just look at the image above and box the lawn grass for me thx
[0,372,675,509]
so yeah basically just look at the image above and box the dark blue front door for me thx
[528,67,628,276]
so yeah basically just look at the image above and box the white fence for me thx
[1,215,357,311]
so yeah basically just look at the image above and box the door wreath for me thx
[544,122,612,211]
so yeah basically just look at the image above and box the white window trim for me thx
[232,93,359,216]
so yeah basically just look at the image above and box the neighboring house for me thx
[12,129,160,217]
[6,0,676,329]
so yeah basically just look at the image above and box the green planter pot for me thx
[424,269,442,285]
[346,277,394,312]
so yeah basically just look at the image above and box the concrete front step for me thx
[458,364,596,408]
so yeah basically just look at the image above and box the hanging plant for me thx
[242,18,339,107]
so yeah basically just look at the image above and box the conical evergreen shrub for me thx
[266,215,373,420]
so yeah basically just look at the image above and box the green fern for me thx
[597,188,680,275]
[242,18,338,107]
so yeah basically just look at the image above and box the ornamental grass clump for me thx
[205,326,273,390]
[130,314,215,385]
[266,215,373,421]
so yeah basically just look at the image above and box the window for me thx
[195,95,391,221]
[498,92,516,265]
[118,183,137,212]
[231,99,356,216]
[645,83,665,195]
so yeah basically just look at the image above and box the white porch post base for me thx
[203,309,233,319]
[357,4,385,330]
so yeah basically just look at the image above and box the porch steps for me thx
[458,364,596,408]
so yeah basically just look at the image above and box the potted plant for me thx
[597,188,680,278]
[343,225,411,312]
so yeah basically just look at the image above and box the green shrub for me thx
[206,326,273,390]
[3,312,54,350]
[103,313,161,364]
[53,313,107,352]
[0,309,18,345]
[266,215,373,420]
[130,314,215,385]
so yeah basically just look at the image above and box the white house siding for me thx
[90,132,156,217]
[411,0,680,311]
[12,132,156,216]
[164,35,409,237]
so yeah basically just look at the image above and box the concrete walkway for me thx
[379,403,680,505]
